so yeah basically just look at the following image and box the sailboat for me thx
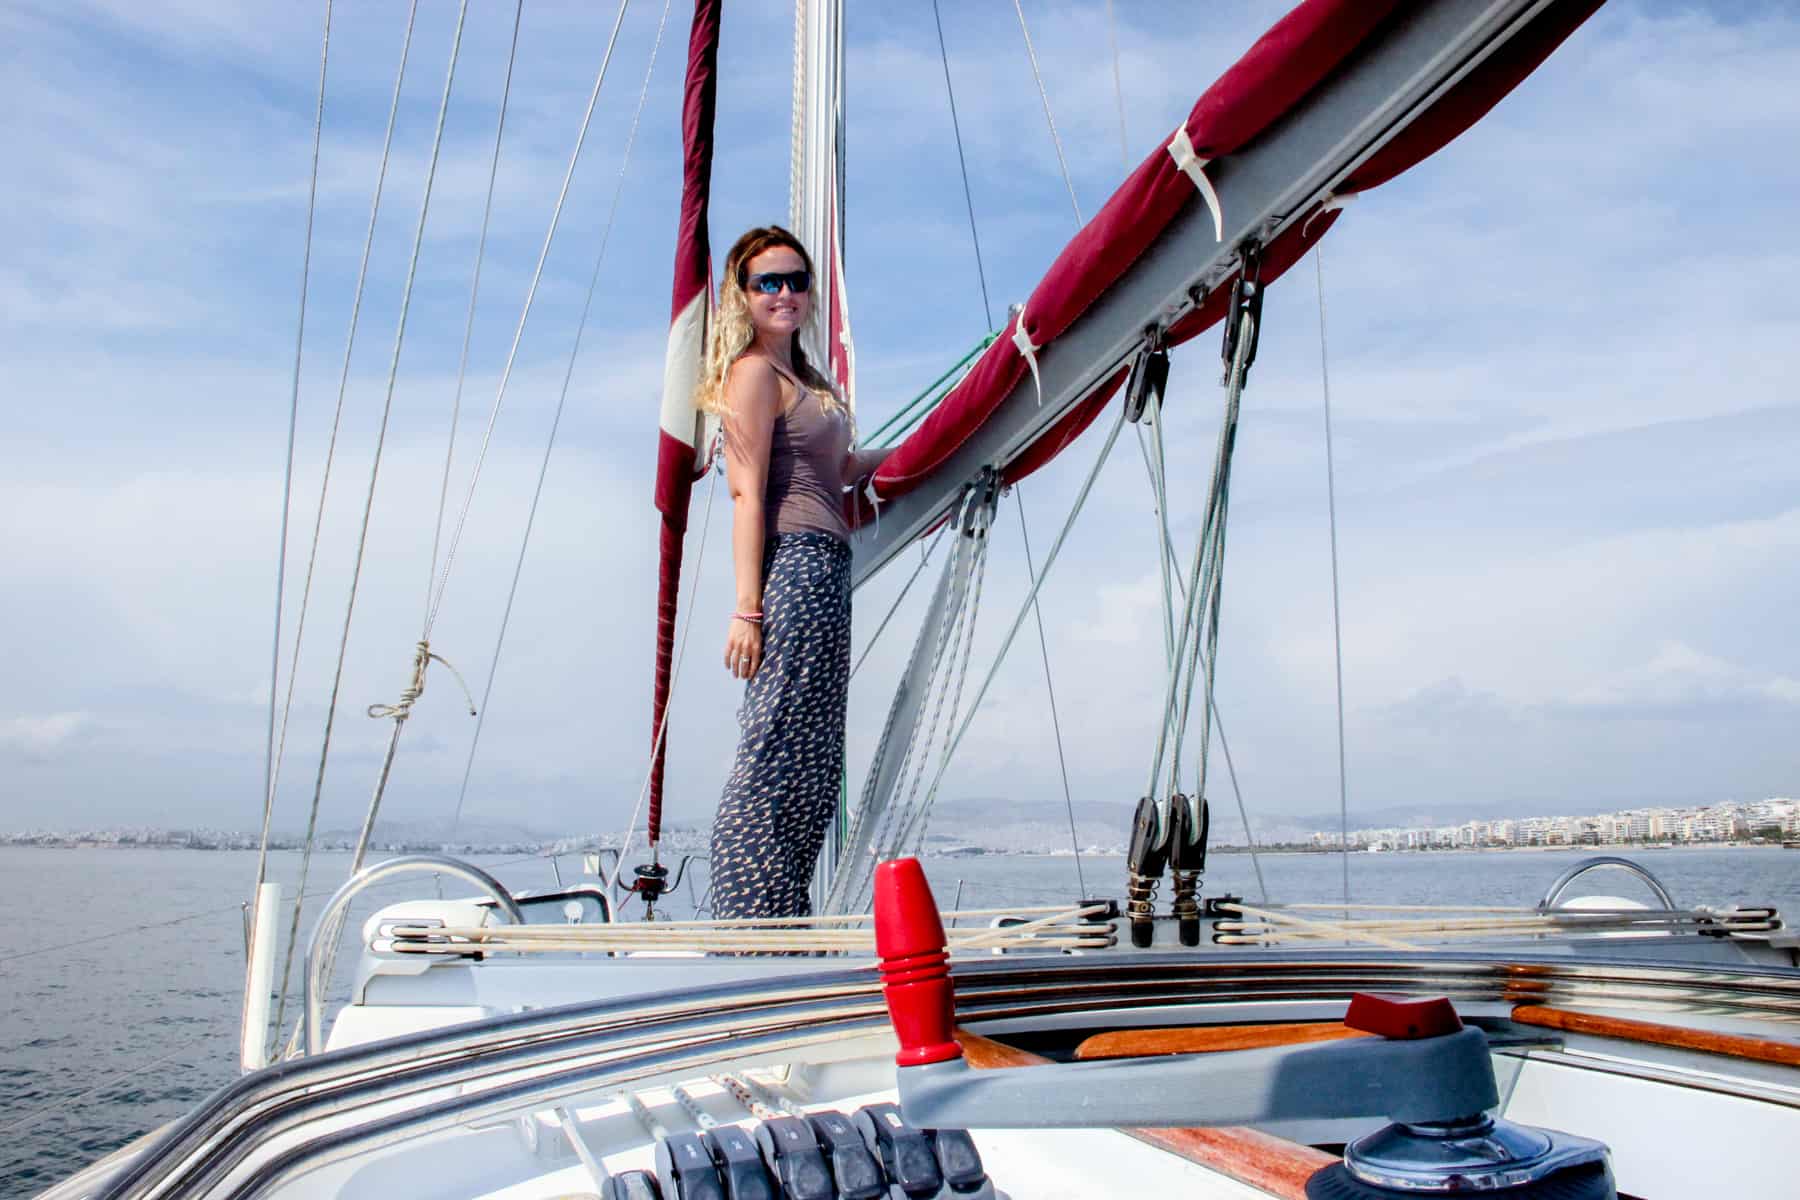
[32,1,1800,1197]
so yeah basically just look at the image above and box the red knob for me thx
[873,858,962,1067]
[1344,992,1464,1040]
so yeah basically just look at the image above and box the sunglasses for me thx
[746,269,812,296]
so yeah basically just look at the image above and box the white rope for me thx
[1011,0,1083,227]
[269,0,422,1057]
[1013,483,1086,898]
[446,0,669,838]
[423,0,634,629]
[1316,247,1351,908]
[425,0,524,636]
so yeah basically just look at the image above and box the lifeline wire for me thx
[930,0,993,331]
[269,0,423,1059]
[449,0,673,841]
[1316,247,1351,907]
[1012,0,1083,226]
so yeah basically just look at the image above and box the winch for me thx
[874,857,1618,1200]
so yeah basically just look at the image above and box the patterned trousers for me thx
[709,532,852,920]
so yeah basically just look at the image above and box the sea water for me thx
[1,845,1794,1196]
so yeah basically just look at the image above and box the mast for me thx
[647,0,724,851]
[791,0,854,407]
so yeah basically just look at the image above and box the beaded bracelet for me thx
[733,611,764,623]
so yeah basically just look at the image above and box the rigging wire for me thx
[850,525,947,681]
[1011,0,1083,227]
[268,0,423,1058]
[932,0,1082,897]
[1315,246,1351,907]
[425,0,525,635]
[449,0,674,841]
[419,0,635,633]
[294,0,479,1012]
[603,465,720,898]
[1013,484,1086,897]
[254,0,331,924]
[1104,0,1129,169]
[929,0,993,331]
[917,408,1129,824]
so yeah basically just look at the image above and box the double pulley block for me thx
[1125,792,1210,948]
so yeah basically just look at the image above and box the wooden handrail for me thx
[954,1029,1336,1199]
[1511,1005,1800,1067]
[1075,1022,1369,1060]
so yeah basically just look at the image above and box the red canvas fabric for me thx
[649,0,723,841]
[870,0,1392,508]
[1338,0,1604,195]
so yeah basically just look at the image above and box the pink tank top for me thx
[741,359,852,543]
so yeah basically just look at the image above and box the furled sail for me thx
[854,0,1604,579]
[648,0,724,847]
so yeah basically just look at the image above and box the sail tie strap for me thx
[1011,313,1045,406]
[1167,125,1224,243]
[1304,191,1354,236]
[368,641,478,721]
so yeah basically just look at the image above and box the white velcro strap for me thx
[1011,315,1045,406]
[1303,191,1355,236]
[1167,125,1224,243]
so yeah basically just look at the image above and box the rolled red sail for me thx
[649,0,723,845]
[870,0,1601,508]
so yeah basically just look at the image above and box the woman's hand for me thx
[724,616,763,680]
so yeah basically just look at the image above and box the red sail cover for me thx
[871,0,1599,505]
[649,0,724,844]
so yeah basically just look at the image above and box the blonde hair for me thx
[694,226,841,420]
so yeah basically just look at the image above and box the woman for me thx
[696,226,888,920]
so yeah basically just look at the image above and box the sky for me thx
[1,0,1796,843]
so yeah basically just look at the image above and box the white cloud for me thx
[0,712,90,755]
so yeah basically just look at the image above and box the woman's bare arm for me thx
[843,443,892,484]
[721,357,783,679]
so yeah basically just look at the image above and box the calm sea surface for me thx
[1,845,1794,1196]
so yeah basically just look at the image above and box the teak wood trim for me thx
[953,1029,1336,1199]
[1511,1004,1800,1067]
[1074,1022,1370,1060]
